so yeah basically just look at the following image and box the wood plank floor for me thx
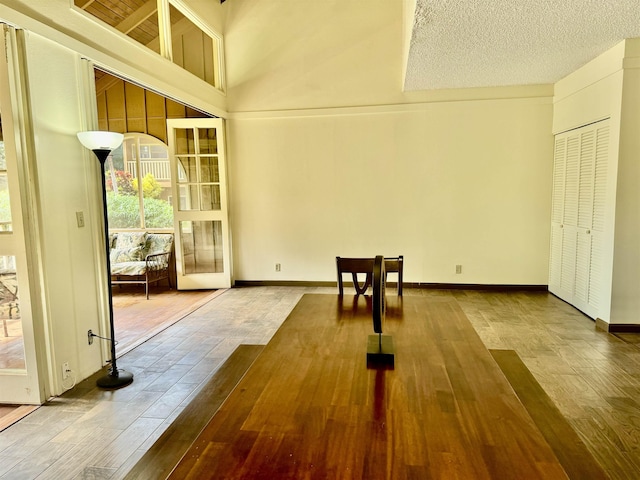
[168,294,570,479]
[0,406,38,434]
[490,349,608,480]
[0,287,639,479]
[112,286,224,356]
[124,344,264,480]
[0,287,222,431]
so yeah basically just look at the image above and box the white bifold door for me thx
[167,118,231,289]
[549,120,609,319]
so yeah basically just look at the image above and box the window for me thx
[169,4,220,88]
[74,0,224,91]
[106,133,174,230]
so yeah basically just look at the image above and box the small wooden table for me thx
[169,294,568,479]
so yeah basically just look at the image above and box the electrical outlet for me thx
[62,362,70,380]
[456,264,462,274]
[76,211,85,228]
[275,263,281,272]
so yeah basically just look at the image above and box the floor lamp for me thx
[77,131,134,389]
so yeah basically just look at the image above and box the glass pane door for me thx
[167,118,231,289]
[0,26,44,404]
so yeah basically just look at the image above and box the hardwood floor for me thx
[490,349,608,479]
[0,286,639,479]
[168,294,570,479]
[450,289,640,479]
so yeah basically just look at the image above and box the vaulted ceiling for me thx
[404,0,640,90]
[76,0,640,92]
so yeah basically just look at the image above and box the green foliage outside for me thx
[106,192,141,228]
[107,192,174,229]
[143,197,174,228]
[133,173,163,199]
[106,170,173,229]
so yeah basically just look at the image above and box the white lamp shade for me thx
[77,131,124,151]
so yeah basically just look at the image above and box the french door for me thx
[0,25,45,404]
[167,118,231,289]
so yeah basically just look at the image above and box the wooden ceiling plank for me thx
[115,0,157,34]
[95,71,123,96]
[76,0,98,9]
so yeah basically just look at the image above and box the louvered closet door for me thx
[578,125,608,316]
[560,135,580,298]
[548,138,565,292]
[548,120,609,319]
[573,130,594,307]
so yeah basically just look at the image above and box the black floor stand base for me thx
[96,369,134,389]
[367,334,395,369]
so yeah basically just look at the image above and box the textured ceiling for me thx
[404,0,640,90]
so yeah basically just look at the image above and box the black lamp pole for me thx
[87,146,133,389]
[78,131,133,389]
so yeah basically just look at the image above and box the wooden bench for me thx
[110,232,174,299]
[336,255,403,296]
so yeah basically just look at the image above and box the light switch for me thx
[76,211,85,228]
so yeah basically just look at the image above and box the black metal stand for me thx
[367,255,395,369]
[367,333,395,369]
[92,148,133,389]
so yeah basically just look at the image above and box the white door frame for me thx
[0,25,48,404]
[167,118,232,289]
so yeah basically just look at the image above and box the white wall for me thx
[610,40,640,325]
[553,41,626,135]
[229,101,553,284]
[225,0,554,285]
[24,33,105,393]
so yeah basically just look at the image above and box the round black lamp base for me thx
[96,369,134,389]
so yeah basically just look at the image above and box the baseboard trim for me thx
[595,318,609,332]
[235,280,337,287]
[234,280,547,292]
[596,319,640,333]
[406,283,548,291]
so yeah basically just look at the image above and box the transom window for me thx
[74,0,224,91]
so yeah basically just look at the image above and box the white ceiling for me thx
[404,0,640,91]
